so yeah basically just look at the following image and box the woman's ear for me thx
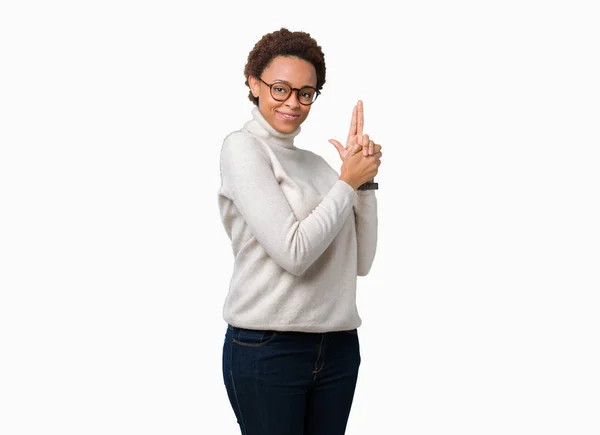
[248,75,260,99]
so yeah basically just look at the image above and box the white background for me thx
[1,0,599,434]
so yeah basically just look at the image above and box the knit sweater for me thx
[217,107,378,332]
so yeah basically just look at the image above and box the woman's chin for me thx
[276,124,298,134]
[272,119,301,134]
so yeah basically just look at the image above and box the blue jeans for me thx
[222,324,361,435]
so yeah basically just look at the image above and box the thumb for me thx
[328,139,345,154]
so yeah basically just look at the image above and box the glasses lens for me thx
[270,83,291,101]
[299,87,317,105]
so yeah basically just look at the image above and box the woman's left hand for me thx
[329,100,381,160]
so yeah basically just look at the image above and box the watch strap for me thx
[357,181,379,190]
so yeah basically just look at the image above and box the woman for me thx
[217,28,382,435]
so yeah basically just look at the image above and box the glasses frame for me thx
[258,77,320,106]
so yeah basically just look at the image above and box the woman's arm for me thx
[354,190,378,276]
[220,133,357,276]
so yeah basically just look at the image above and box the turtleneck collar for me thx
[243,107,301,149]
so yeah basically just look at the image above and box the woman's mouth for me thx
[276,111,300,121]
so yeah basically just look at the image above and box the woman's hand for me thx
[329,100,381,159]
[339,142,382,190]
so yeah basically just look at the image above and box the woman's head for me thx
[245,28,326,134]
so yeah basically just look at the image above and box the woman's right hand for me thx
[339,140,382,190]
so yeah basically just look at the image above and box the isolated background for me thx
[1,0,599,434]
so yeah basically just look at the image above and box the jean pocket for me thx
[232,328,278,347]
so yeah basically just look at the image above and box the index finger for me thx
[356,100,364,136]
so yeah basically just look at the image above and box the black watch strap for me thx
[357,181,379,190]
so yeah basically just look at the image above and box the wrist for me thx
[339,175,359,190]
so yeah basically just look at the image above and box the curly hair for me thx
[244,28,326,106]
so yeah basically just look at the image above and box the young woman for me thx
[217,27,383,435]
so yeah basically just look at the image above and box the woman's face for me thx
[249,55,317,134]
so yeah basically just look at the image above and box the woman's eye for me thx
[273,86,287,93]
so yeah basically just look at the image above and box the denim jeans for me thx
[222,324,361,435]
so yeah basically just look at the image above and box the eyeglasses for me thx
[258,77,320,106]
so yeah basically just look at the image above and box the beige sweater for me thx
[217,107,378,332]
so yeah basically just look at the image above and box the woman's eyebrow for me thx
[272,78,316,88]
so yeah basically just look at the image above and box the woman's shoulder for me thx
[222,128,263,149]
[222,128,258,145]
[220,129,269,163]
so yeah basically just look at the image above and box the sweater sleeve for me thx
[354,190,378,276]
[220,133,358,276]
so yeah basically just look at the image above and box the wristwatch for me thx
[357,179,379,190]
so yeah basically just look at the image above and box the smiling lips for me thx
[276,111,300,121]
